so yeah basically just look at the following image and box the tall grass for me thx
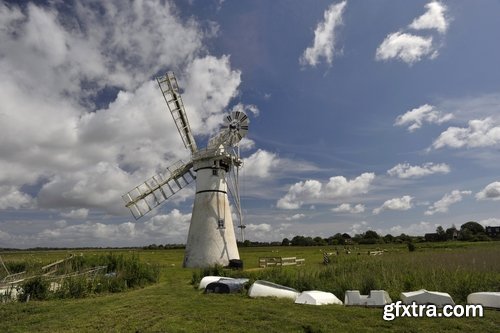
[11,253,160,301]
[203,246,500,303]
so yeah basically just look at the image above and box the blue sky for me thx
[0,0,499,248]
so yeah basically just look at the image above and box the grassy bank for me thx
[0,242,499,332]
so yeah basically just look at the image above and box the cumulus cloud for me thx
[476,181,500,201]
[431,118,500,149]
[246,223,272,232]
[425,190,471,215]
[0,186,34,210]
[277,173,375,209]
[331,203,365,214]
[409,1,448,34]
[375,32,435,64]
[325,173,375,197]
[143,209,191,239]
[242,149,317,180]
[182,55,242,135]
[242,149,281,179]
[479,217,500,226]
[0,1,245,219]
[277,180,322,210]
[60,208,89,219]
[300,1,346,67]
[387,162,450,179]
[394,104,453,131]
[375,1,449,65]
[0,208,192,248]
[350,221,368,235]
[285,213,305,221]
[387,221,438,236]
[373,195,413,215]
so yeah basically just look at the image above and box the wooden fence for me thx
[258,257,305,268]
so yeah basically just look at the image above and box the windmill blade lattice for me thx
[122,160,195,220]
[157,72,198,154]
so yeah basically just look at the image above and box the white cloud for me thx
[394,104,453,131]
[277,173,375,210]
[350,221,368,235]
[479,218,500,227]
[60,208,89,219]
[376,1,449,65]
[246,223,272,232]
[387,221,438,236]
[387,162,450,179]
[182,55,242,135]
[285,213,306,221]
[476,181,500,201]
[143,209,191,239]
[425,190,471,215]
[409,1,448,34]
[0,186,34,210]
[375,32,435,64]
[373,195,413,215]
[242,149,281,179]
[300,1,346,67]
[242,149,317,180]
[0,1,245,219]
[0,208,192,248]
[431,118,500,149]
[231,103,260,117]
[325,173,375,197]
[332,203,365,214]
[277,180,322,210]
[238,138,256,151]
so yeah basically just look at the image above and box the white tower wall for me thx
[183,158,240,268]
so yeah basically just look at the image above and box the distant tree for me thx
[342,233,351,239]
[397,233,412,243]
[304,237,315,246]
[460,221,485,235]
[459,228,473,241]
[436,226,446,241]
[383,234,395,243]
[281,238,290,246]
[445,226,458,240]
[313,236,327,246]
[364,230,380,239]
[291,235,316,246]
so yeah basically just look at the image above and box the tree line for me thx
[239,221,497,247]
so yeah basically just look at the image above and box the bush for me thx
[407,242,416,252]
[18,276,50,301]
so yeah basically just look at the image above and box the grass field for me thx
[0,242,499,332]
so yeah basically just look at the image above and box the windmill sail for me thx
[123,160,195,220]
[157,72,198,154]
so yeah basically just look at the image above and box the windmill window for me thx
[212,168,218,176]
[217,219,225,229]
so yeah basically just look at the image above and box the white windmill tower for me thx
[122,72,249,268]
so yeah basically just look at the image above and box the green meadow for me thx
[1,242,499,333]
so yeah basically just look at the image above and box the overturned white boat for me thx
[198,276,235,290]
[295,291,343,305]
[401,289,454,307]
[467,292,500,309]
[248,280,300,300]
[344,290,392,307]
[205,279,249,294]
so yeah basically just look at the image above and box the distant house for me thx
[424,233,440,242]
[485,226,500,238]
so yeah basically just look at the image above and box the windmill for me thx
[122,72,249,268]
